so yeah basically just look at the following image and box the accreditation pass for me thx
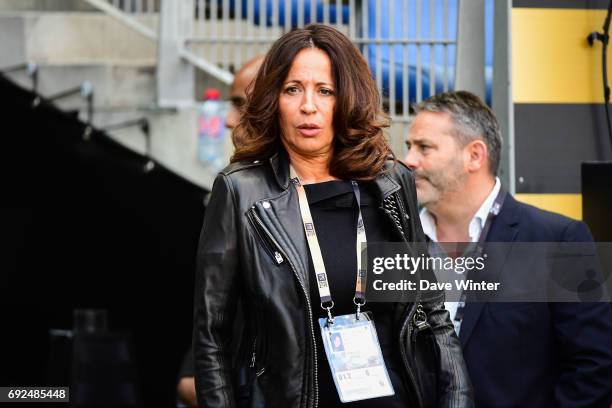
[319,313,394,403]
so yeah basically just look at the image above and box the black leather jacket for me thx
[193,152,473,408]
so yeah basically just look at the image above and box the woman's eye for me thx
[284,86,299,95]
[320,88,335,96]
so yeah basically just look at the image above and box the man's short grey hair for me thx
[414,90,503,176]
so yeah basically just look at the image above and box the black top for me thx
[303,180,410,408]
[178,349,194,379]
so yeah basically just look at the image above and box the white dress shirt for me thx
[419,177,501,325]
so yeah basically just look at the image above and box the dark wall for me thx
[515,103,612,193]
[0,74,207,406]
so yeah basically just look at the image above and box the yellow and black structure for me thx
[511,0,612,220]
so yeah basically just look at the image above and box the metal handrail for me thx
[0,62,38,92]
[101,118,155,172]
[32,81,95,139]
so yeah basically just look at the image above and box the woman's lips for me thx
[297,127,322,137]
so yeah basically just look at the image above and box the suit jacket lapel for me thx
[459,194,520,348]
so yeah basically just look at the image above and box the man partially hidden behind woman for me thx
[193,24,472,408]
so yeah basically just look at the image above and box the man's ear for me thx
[465,139,488,173]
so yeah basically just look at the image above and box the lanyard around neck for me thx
[289,165,367,323]
[475,186,507,250]
[453,187,508,325]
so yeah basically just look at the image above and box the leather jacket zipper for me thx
[250,305,268,378]
[248,207,319,407]
[249,337,265,377]
[247,210,285,265]
[412,304,430,332]
[250,337,257,368]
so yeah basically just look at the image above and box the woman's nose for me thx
[300,91,317,114]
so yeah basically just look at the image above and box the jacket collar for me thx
[487,193,520,242]
[269,150,399,199]
[269,149,291,190]
[372,161,402,199]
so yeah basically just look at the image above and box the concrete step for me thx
[0,0,97,12]
[0,0,160,12]
[0,12,157,66]
[3,69,224,190]
[93,107,231,190]
[0,10,230,190]
[5,63,157,110]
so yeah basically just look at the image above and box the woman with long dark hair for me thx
[193,24,472,408]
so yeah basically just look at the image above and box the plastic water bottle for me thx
[198,88,226,170]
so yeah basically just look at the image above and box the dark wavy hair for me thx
[231,24,392,181]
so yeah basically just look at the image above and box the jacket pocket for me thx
[238,312,268,408]
[247,208,285,266]
[236,356,266,408]
[249,307,269,407]
[251,303,269,376]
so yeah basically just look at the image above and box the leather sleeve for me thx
[397,163,474,407]
[422,293,474,408]
[193,173,241,408]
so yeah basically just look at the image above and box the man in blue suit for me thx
[404,90,612,407]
